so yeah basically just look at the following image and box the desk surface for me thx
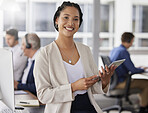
[132,72,148,80]
[15,90,37,101]
[15,90,45,113]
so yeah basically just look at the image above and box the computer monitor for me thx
[0,48,15,111]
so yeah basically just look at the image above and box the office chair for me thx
[101,55,141,113]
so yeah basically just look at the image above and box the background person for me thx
[5,28,27,81]
[14,33,40,96]
[34,1,116,113]
[110,32,148,113]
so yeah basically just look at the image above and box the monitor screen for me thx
[0,49,15,111]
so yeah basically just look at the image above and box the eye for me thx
[74,18,78,21]
[64,17,69,19]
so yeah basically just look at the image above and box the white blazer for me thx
[34,41,109,113]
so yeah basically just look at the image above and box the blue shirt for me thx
[109,44,144,83]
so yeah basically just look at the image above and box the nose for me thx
[68,19,74,26]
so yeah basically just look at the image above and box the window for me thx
[1,1,113,49]
[142,6,148,32]
[133,5,148,32]
[40,38,55,46]
[99,38,109,47]
[87,4,93,32]
[3,2,26,31]
[132,5,136,32]
[32,2,56,32]
[138,38,148,47]
[132,5,148,48]
[100,5,109,32]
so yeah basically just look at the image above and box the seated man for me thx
[14,33,40,96]
[110,32,148,113]
[5,28,27,81]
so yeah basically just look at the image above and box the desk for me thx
[15,91,45,113]
[132,73,148,80]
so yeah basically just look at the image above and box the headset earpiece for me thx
[25,34,31,49]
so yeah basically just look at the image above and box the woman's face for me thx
[56,6,80,37]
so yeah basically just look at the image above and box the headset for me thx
[25,34,31,49]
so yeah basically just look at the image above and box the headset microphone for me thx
[20,51,24,56]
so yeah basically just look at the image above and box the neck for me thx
[28,50,37,58]
[56,35,74,49]
[13,41,18,47]
[122,42,128,49]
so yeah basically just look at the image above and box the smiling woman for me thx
[34,1,116,113]
[55,6,80,38]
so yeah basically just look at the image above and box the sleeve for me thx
[121,50,144,74]
[17,82,36,95]
[33,48,74,104]
[86,47,110,94]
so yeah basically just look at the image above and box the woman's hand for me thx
[71,75,99,92]
[99,65,116,89]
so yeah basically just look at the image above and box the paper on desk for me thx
[14,90,28,95]
[16,100,39,107]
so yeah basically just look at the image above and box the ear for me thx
[55,17,59,25]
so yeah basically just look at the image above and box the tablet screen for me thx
[108,59,126,68]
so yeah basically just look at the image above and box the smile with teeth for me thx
[65,27,74,31]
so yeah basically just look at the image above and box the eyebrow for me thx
[63,14,79,18]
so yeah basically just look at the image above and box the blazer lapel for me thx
[49,42,69,84]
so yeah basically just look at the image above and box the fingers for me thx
[101,66,106,75]
[73,76,99,91]
[86,75,99,84]
[84,79,98,88]
[109,65,116,75]
[111,65,117,70]
[99,70,103,78]
[87,75,98,79]
[84,75,99,88]
[105,65,109,73]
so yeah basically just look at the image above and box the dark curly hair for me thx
[53,1,83,31]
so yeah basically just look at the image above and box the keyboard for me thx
[0,101,29,113]
[15,110,25,113]
[0,101,13,113]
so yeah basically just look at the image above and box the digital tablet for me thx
[92,59,125,81]
[108,59,126,68]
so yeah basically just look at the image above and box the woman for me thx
[34,1,116,113]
